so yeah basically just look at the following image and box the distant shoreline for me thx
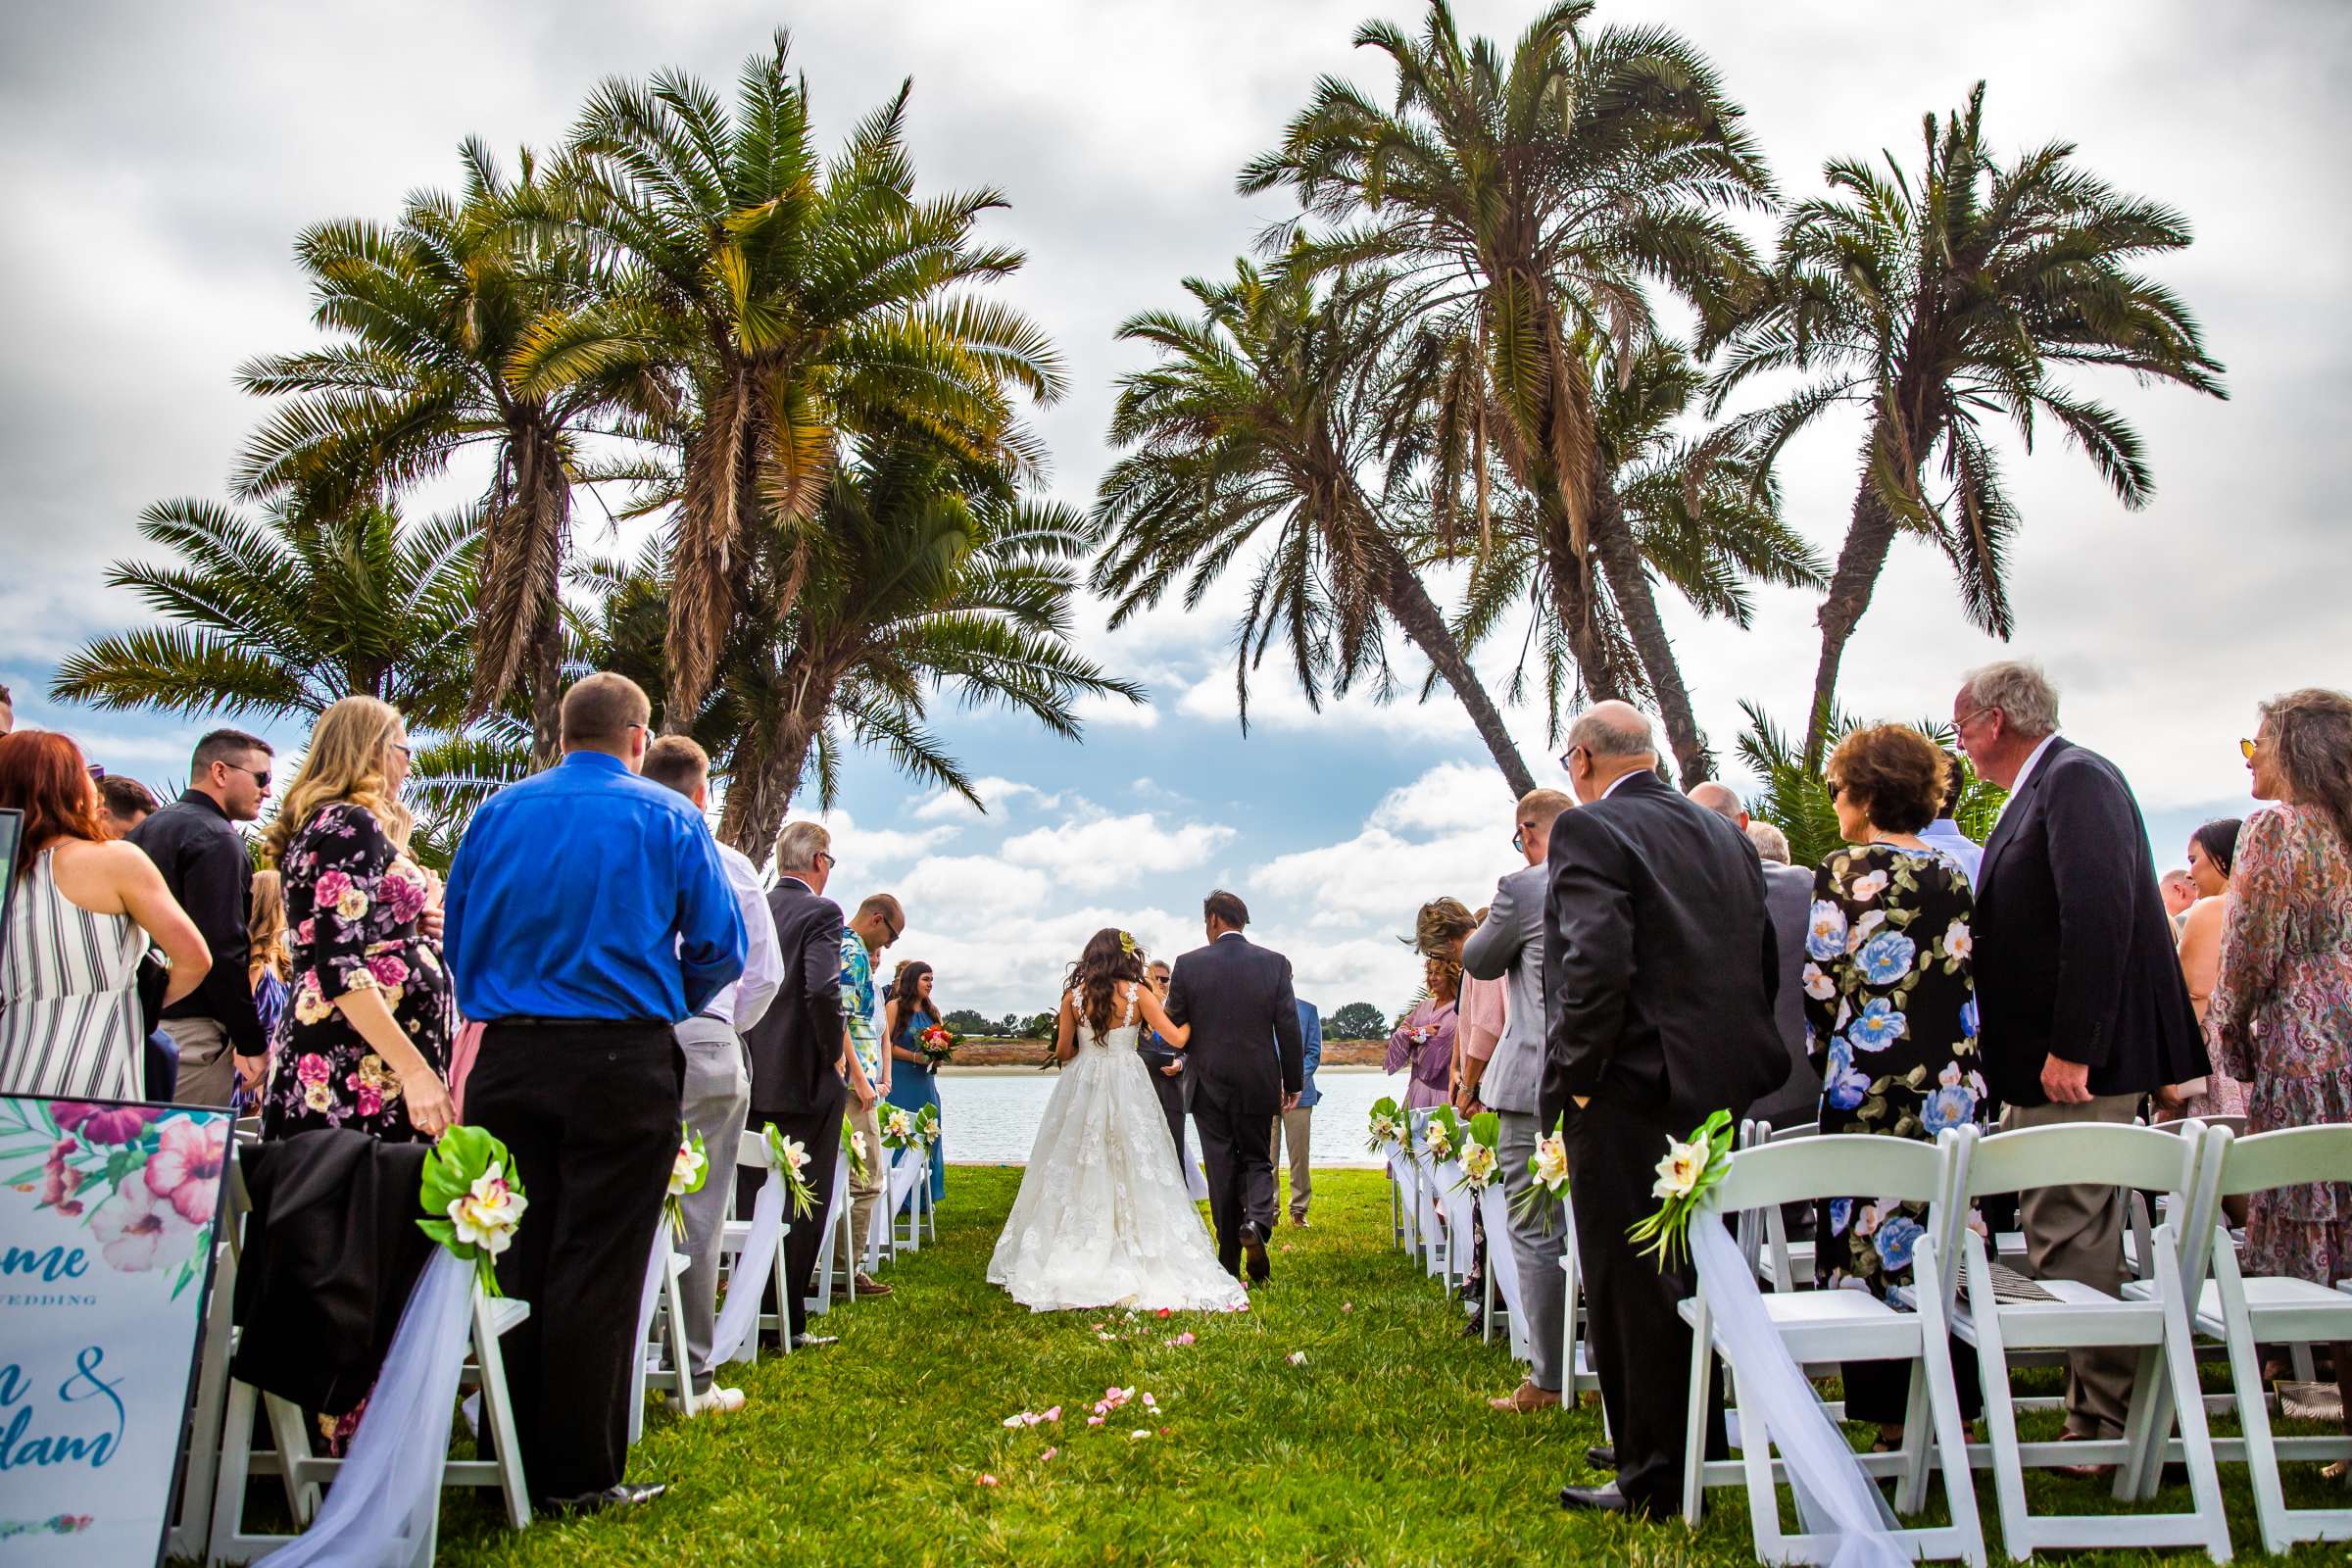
[933,1037,1391,1071]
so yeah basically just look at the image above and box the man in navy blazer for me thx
[1957,660,2205,1447]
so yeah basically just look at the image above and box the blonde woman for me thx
[258,697,453,1142]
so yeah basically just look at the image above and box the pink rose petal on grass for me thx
[977,1474,999,1488]
[1041,1447,1057,1462]
[1341,1302,1353,1313]
[1042,1406,1061,1423]
[1086,1415,1104,1427]
[1287,1350,1308,1366]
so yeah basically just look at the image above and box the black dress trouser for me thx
[1192,1091,1276,1275]
[1561,1096,1728,1513]
[467,1021,682,1501]
[741,1098,847,1341]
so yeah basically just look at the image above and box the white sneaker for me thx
[702,1386,747,1414]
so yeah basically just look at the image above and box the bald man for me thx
[1549,704,1786,1520]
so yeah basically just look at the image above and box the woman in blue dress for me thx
[883,960,947,1203]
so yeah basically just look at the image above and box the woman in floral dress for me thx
[2209,689,2352,1418]
[258,697,453,1144]
[1803,724,1986,1444]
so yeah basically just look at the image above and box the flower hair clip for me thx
[1117,930,1139,956]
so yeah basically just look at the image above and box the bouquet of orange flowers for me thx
[919,1023,960,1066]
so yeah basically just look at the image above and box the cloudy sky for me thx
[5,1,2346,1019]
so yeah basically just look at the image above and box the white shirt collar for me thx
[2007,733,2062,801]
[1600,769,1642,801]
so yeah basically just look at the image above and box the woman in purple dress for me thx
[1387,955,1461,1110]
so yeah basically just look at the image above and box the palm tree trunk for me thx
[527,604,563,771]
[1803,453,1906,771]
[1373,547,1535,798]
[1591,497,1709,786]
[1541,506,1628,705]
[717,703,820,863]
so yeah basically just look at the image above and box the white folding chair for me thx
[1951,1122,2231,1560]
[720,1129,796,1359]
[1739,1117,1823,1293]
[628,1236,695,1440]
[1554,1200,1605,1407]
[2132,1123,2352,1555]
[1678,1129,1983,1561]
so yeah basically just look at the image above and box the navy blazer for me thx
[1973,737,2206,1108]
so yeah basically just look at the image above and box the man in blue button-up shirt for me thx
[444,672,745,1515]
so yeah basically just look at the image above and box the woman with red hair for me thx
[1,730,211,1099]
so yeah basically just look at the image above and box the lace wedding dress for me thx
[988,991,1249,1313]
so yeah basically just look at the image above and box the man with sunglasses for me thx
[839,892,905,1295]
[127,726,275,1105]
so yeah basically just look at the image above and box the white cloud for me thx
[909,776,1063,822]
[1000,810,1238,892]
[811,809,960,868]
[889,855,1054,917]
[1250,762,1523,933]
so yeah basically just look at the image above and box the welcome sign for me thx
[0,1096,228,1566]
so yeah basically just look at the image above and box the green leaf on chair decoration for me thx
[1628,1109,1738,1267]
[416,1124,527,1298]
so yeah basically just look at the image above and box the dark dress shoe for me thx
[1558,1483,1655,1519]
[1586,1444,1617,1471]
[1239,1222,1270,1283]
[538,1481,666,1515]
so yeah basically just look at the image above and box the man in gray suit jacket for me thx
[1461,785,1577,1413]
[1690,783,1813,1127]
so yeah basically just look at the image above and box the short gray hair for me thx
[1566,704,1656,760]
[1960,660,2060,740]
[774,820,831,872]
[1745,820,1791,864]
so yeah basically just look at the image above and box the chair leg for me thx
[2116,1344,2166,1503]
[2216,1246,2291,1556]
[2150,1240,2233,1562]
[1682,1297,1712,1529]
[1964,1233,2035,1561]
[1736,1387,1786,1557]
[1915,1240,1988,1567]
[470,1297,531,1529]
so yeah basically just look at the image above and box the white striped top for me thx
[0,848,146,1102]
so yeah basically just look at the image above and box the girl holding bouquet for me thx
[883,960,948,1203]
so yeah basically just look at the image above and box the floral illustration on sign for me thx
[1,1099,222,1297]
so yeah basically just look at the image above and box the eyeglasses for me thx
[1557,744,1586,773]
[1953,707,1995,733]
[881,915,903,942]
[1510,827,1525,853]
[221,761,271,790]
[85,762,107,781]
[2239,738,2258,760]
[815,851,839,870]
[1826,780,1849,803]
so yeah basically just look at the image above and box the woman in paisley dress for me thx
[2209,688,2352,1425]
[1803,724,1987,1446]
[258,697,453,1144]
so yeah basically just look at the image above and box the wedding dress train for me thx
[988,993,1249,1313]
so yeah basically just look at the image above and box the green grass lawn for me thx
[419,1166,2352,1565]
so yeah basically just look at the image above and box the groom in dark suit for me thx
[1544,702,1786,1520]
[1164,891,1304,1283]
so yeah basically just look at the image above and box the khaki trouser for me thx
[2004,1091,2143,1437]
[164,1015,235,1107]
[848,1099,885,1268]
[674,1017,752,1394]
[1267,1105,1313,1221]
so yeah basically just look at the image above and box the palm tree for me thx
[235,141,660,764]
[50,496,477,729]
[1736,701,2004,871]
[527,30,1064,726]
[1442,335,1825,769]
[1243,0,1775,779]
[1708,82,2226,768]
[1093,262,1536,797]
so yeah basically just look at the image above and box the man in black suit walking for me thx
[739,820,850,1348]
[1956,660,2206,1448]
[1164,891,1303,1283]
[1544,703,1787,1520]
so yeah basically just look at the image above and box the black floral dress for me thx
[260,803,451,1143]
[1803,842,1984,1420]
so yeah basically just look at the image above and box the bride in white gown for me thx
[988,929,1249,1313]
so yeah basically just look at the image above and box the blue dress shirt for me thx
[1918,818,1985,888]
[1296,999,1323,1108]
[444,751,746,1022]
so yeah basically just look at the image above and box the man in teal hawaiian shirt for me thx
[839,894,904,1296]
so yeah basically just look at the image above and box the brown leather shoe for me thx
[852,1272,895,1298]
[1489,1380,1563,1414]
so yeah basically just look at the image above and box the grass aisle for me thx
[431,1167,2348,1566]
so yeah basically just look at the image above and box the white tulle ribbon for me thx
[1474,1182,1533,1359]
[710,1167,786,1366]
[1687,1207,1908,1567]
[261,1250,475,1567]
[888,1146,925,1219]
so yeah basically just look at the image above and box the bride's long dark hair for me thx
[1065,927,1145,1040]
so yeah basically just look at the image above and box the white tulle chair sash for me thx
[711,1167,786,1366]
